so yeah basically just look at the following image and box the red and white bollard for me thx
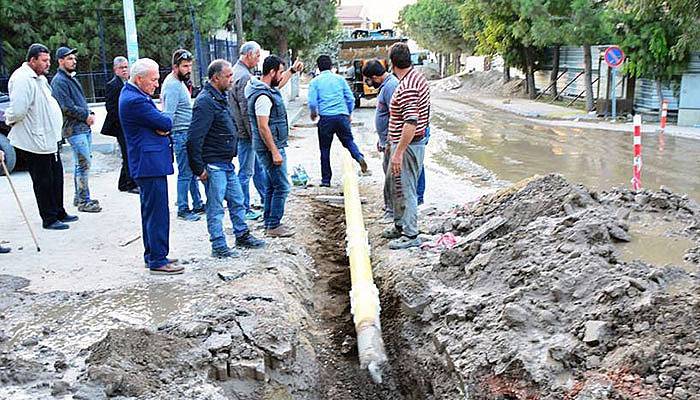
[660,99,669,131]
[632,115,643,191]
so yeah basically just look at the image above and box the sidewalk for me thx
[473,96,700,141]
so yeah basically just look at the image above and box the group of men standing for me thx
[3,39,430,267]
[361,43,431,250]
[116,43,302,274]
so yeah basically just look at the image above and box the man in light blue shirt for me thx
[161,49,204,222]
[308,55,367,186]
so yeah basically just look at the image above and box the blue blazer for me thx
[118,82,174,179]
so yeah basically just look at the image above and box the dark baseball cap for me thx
[55,47,78,59]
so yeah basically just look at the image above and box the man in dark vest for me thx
[101,56,138,193]
[245,55,295,238]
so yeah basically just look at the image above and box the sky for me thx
[339,0,416,28]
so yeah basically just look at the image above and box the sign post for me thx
[123,0,139,66]
[604,46,625,119]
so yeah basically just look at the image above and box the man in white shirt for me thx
[6,44,78,230]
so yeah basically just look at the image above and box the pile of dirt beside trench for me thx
[382,174,700,400]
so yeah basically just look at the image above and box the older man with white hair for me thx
[228,41,268,221]
[119,58,182,275]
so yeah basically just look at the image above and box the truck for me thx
[337,29,407,108]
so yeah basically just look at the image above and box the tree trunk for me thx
[655,80,664,119]
[550,45,560,99]
[234,0,244,50]
[583,45,594,112]
[454,52,461,74]
[291,48,298,63]
[503,61,510,82]
[276,35,289,62]
[524,46,536,99]
[438,53,445,78]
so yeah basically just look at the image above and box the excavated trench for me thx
[305,200,417,399]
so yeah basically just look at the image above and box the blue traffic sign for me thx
[604,46,625,68]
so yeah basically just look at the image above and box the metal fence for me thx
[0,36,237,103]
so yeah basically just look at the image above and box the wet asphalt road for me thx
[429,95,700,202]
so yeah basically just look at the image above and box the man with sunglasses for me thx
[162,49,204,222]
[51,46,102,213]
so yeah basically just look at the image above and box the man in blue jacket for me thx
[308,55,367,187]
[51,47,101,213]
[119,58,183,275]
[187,59,266,258]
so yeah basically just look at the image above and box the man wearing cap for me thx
[6,44,78,230]
[102,56,138,194]
[162,49,204,222]
[51,46,102,213]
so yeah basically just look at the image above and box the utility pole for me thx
[235,0,244,52]
[122,0,139,65]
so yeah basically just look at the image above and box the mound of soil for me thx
[380,174,700,400]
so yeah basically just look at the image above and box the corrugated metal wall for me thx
[536,46,696,113]
[633,79,680,112]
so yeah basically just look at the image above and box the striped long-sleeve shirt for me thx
[388,68,430,144]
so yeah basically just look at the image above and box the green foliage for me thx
[398,0,472,55]
[0,0,229,72]
[300,27,347,69]
[609,0,700,82]
[241,0,338,56]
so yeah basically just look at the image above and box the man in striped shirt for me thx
[381,42,430,250]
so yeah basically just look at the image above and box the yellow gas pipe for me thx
[342,152,387,384]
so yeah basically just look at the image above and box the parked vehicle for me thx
[338,29,407,108]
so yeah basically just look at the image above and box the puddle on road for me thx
[430,99,700,203]
[616,214,697,271]
[8,283,217,353]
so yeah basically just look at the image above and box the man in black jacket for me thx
[187,59,265,259]
[101,56,137,193]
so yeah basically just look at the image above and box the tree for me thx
[564,0,612,111]
[0,0,230,72]
[301,27,347,70]
[241,0,338,60]
[398,0,473,76]
[461,0,545,96]
[609,0,700,109]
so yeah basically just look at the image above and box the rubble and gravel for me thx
[375,174,700,400]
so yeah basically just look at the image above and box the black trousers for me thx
[17,148,68,226]
[116,132,136,191]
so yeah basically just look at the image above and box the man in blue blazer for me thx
[119,58,183,275]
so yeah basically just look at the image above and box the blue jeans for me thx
[135,176,170,268]
[317,115,364,185]
[204,162,249,251]
[256,148,291,229]
[237,137,269,212]
[172,131,203,213]
[417,126,430,204]
[67,131,92,204]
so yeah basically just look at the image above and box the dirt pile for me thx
[432,70,527,98]
[380,174,700,399]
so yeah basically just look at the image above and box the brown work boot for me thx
[149,263,184,275]
[266,224,296,238]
